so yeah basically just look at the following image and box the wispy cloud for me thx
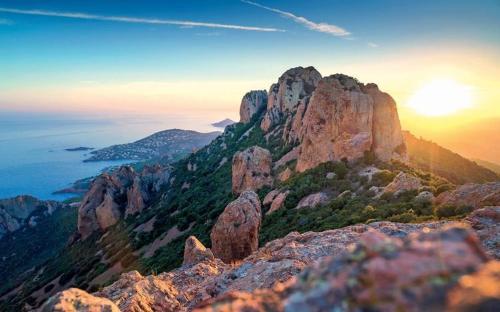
[0,7,284,32]
[368,42,379,48]
[0,18,13,25]
[242,0,350,37]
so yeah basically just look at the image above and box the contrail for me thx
[0,7,285,32]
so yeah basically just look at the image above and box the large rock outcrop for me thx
[240,90,268,123]
[232,146,272,194]
[296,74,406,171]
[466,206,499,259]
[210,191,262,263]
[0,195,64,239]
[436,182,500,209]
[77,165,169,239]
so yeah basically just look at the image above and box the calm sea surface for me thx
[0,112,221,200]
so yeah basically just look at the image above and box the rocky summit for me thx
[6,66,500,312]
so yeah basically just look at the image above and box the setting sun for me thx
[407,79,474,116]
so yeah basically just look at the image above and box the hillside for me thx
[404,131,499,184]
[473,158,500,175]
[84,129,220,162]
[2,67,499,311]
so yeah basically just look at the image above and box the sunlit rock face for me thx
[240,90,268,124]
[296,74,407,172]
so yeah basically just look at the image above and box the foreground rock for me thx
[45,216,500,312]
[78,165,169,239]
[198,225,496,312]
[41,288,119,312]
[436,182,500,209]
[0,195,64,239]
[210,191,262,263]
[240,90,268,123]
[232,146,272,194]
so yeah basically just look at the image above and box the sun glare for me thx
[407,79,474,116]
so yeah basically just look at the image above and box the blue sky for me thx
[0,0,499,119]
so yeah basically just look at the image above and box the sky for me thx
[0,0,499,161]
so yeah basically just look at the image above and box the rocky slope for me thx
[85,129,220,162]
[4,66,500,311]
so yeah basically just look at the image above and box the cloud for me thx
[368,42,379,48]
[242,0,350,37]
[0,7,284,32]
[0,18,13,25]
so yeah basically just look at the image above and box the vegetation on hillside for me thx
[404,131,499,184]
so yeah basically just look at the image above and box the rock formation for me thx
[183,236,215,266]
[0,195,64,239]
[296,74,406,171]
[239,90,268,123]
[232,146,272,194]
[210,191,262,263]
[41,288,119,312]
[436,182,500,209]
[267,191,289,215]
[261,66,322,134]
[77,165,169,239]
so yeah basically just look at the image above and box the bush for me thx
[371,170,396,187]
[435,204,458,218]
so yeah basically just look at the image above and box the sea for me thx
[0,112,222,201]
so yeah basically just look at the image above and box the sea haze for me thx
[0,112,221,200]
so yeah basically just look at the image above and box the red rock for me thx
[436,182,500,209]
[210,191,262,263]
[240,90,268,123]
[466,206,500,259]
[232,146,273,194]
[183,236,215,266]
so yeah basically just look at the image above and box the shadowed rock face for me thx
[77,165,169,239]
[232,146,272,195]
[210,191,262,263]
[240,90,268,124]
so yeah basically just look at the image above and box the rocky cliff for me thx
[0,195,64,239]
[78,165,169,239]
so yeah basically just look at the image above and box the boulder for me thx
[232,146,273,194]
[210,191,262,263]
[41,288,119,312]
[383,171,421,195]
[263,190,280,206]
[415,190,435,204]
[436,182,500,209]
[267,191,289,215]
[183,236,215,266]
[296,192,329,209]
[277,167,292,182]
[239,90,268,123]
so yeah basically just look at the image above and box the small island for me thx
[65,147,94,152]
[211,118,235,128]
